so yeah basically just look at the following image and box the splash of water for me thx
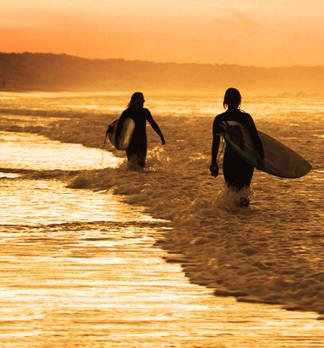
[216,184,253,211]
[146,146,171,171]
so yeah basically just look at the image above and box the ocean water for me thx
[0,91,323,347]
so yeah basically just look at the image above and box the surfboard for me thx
[222,121,312,178]
[107,117,135,150]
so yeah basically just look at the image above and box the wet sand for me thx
[2,131,323,347]
[3,109,324,320]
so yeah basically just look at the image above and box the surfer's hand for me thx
[210,163,219,177]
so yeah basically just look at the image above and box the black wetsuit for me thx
[211,109,264,190]
[117,107,164,168]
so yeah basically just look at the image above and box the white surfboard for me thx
[223,121,312,178]
[108,117,135,150]
[117,117,135,150]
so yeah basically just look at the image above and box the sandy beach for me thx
[4,102,322,322]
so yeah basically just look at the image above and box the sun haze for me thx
[1,0,324,66]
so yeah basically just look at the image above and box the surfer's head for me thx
[223,88,241,110]
[128,92,145,109]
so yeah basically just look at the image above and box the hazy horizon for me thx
[2,51,324,93]
[2,51,324,69]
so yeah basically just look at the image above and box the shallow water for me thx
[0,92,323,346]
[0,130,323,347]
[0,219,323,347]
[0,131,122,171]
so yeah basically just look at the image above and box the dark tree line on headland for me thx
[0,52,323,93]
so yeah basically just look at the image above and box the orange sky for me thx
[1,0,324,66]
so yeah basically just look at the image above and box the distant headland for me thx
[0,52,323,93]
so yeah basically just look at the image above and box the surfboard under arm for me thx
[222,121,312,178]
[107,117,135,150]
[223,133,258,167]
[118,117,135,150]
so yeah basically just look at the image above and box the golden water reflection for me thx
[0,179,152,225]
[0,219,323,347]
[0,131,122,170]
[0,131,322,347]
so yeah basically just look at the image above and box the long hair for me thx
[128,92,144,109]
[223,88,241,109]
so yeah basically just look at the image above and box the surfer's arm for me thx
[211,134,220,164]
[210,119,221,176]
[146,110,165,145]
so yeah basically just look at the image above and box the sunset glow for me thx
[1,0,324,66]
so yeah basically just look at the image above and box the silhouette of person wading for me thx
[117,92,165,170]
[210,88,264,206]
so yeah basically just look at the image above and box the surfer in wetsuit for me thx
[117,92,165,169]
[210,88,264,206]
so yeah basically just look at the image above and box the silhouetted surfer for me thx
[117,92,165,169]
[210,88,264,206]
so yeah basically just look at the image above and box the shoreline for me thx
[2,111,323,320]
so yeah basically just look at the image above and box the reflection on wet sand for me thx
[0,131,323,347]
[0,131,122,171]
[0,218,323,347]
